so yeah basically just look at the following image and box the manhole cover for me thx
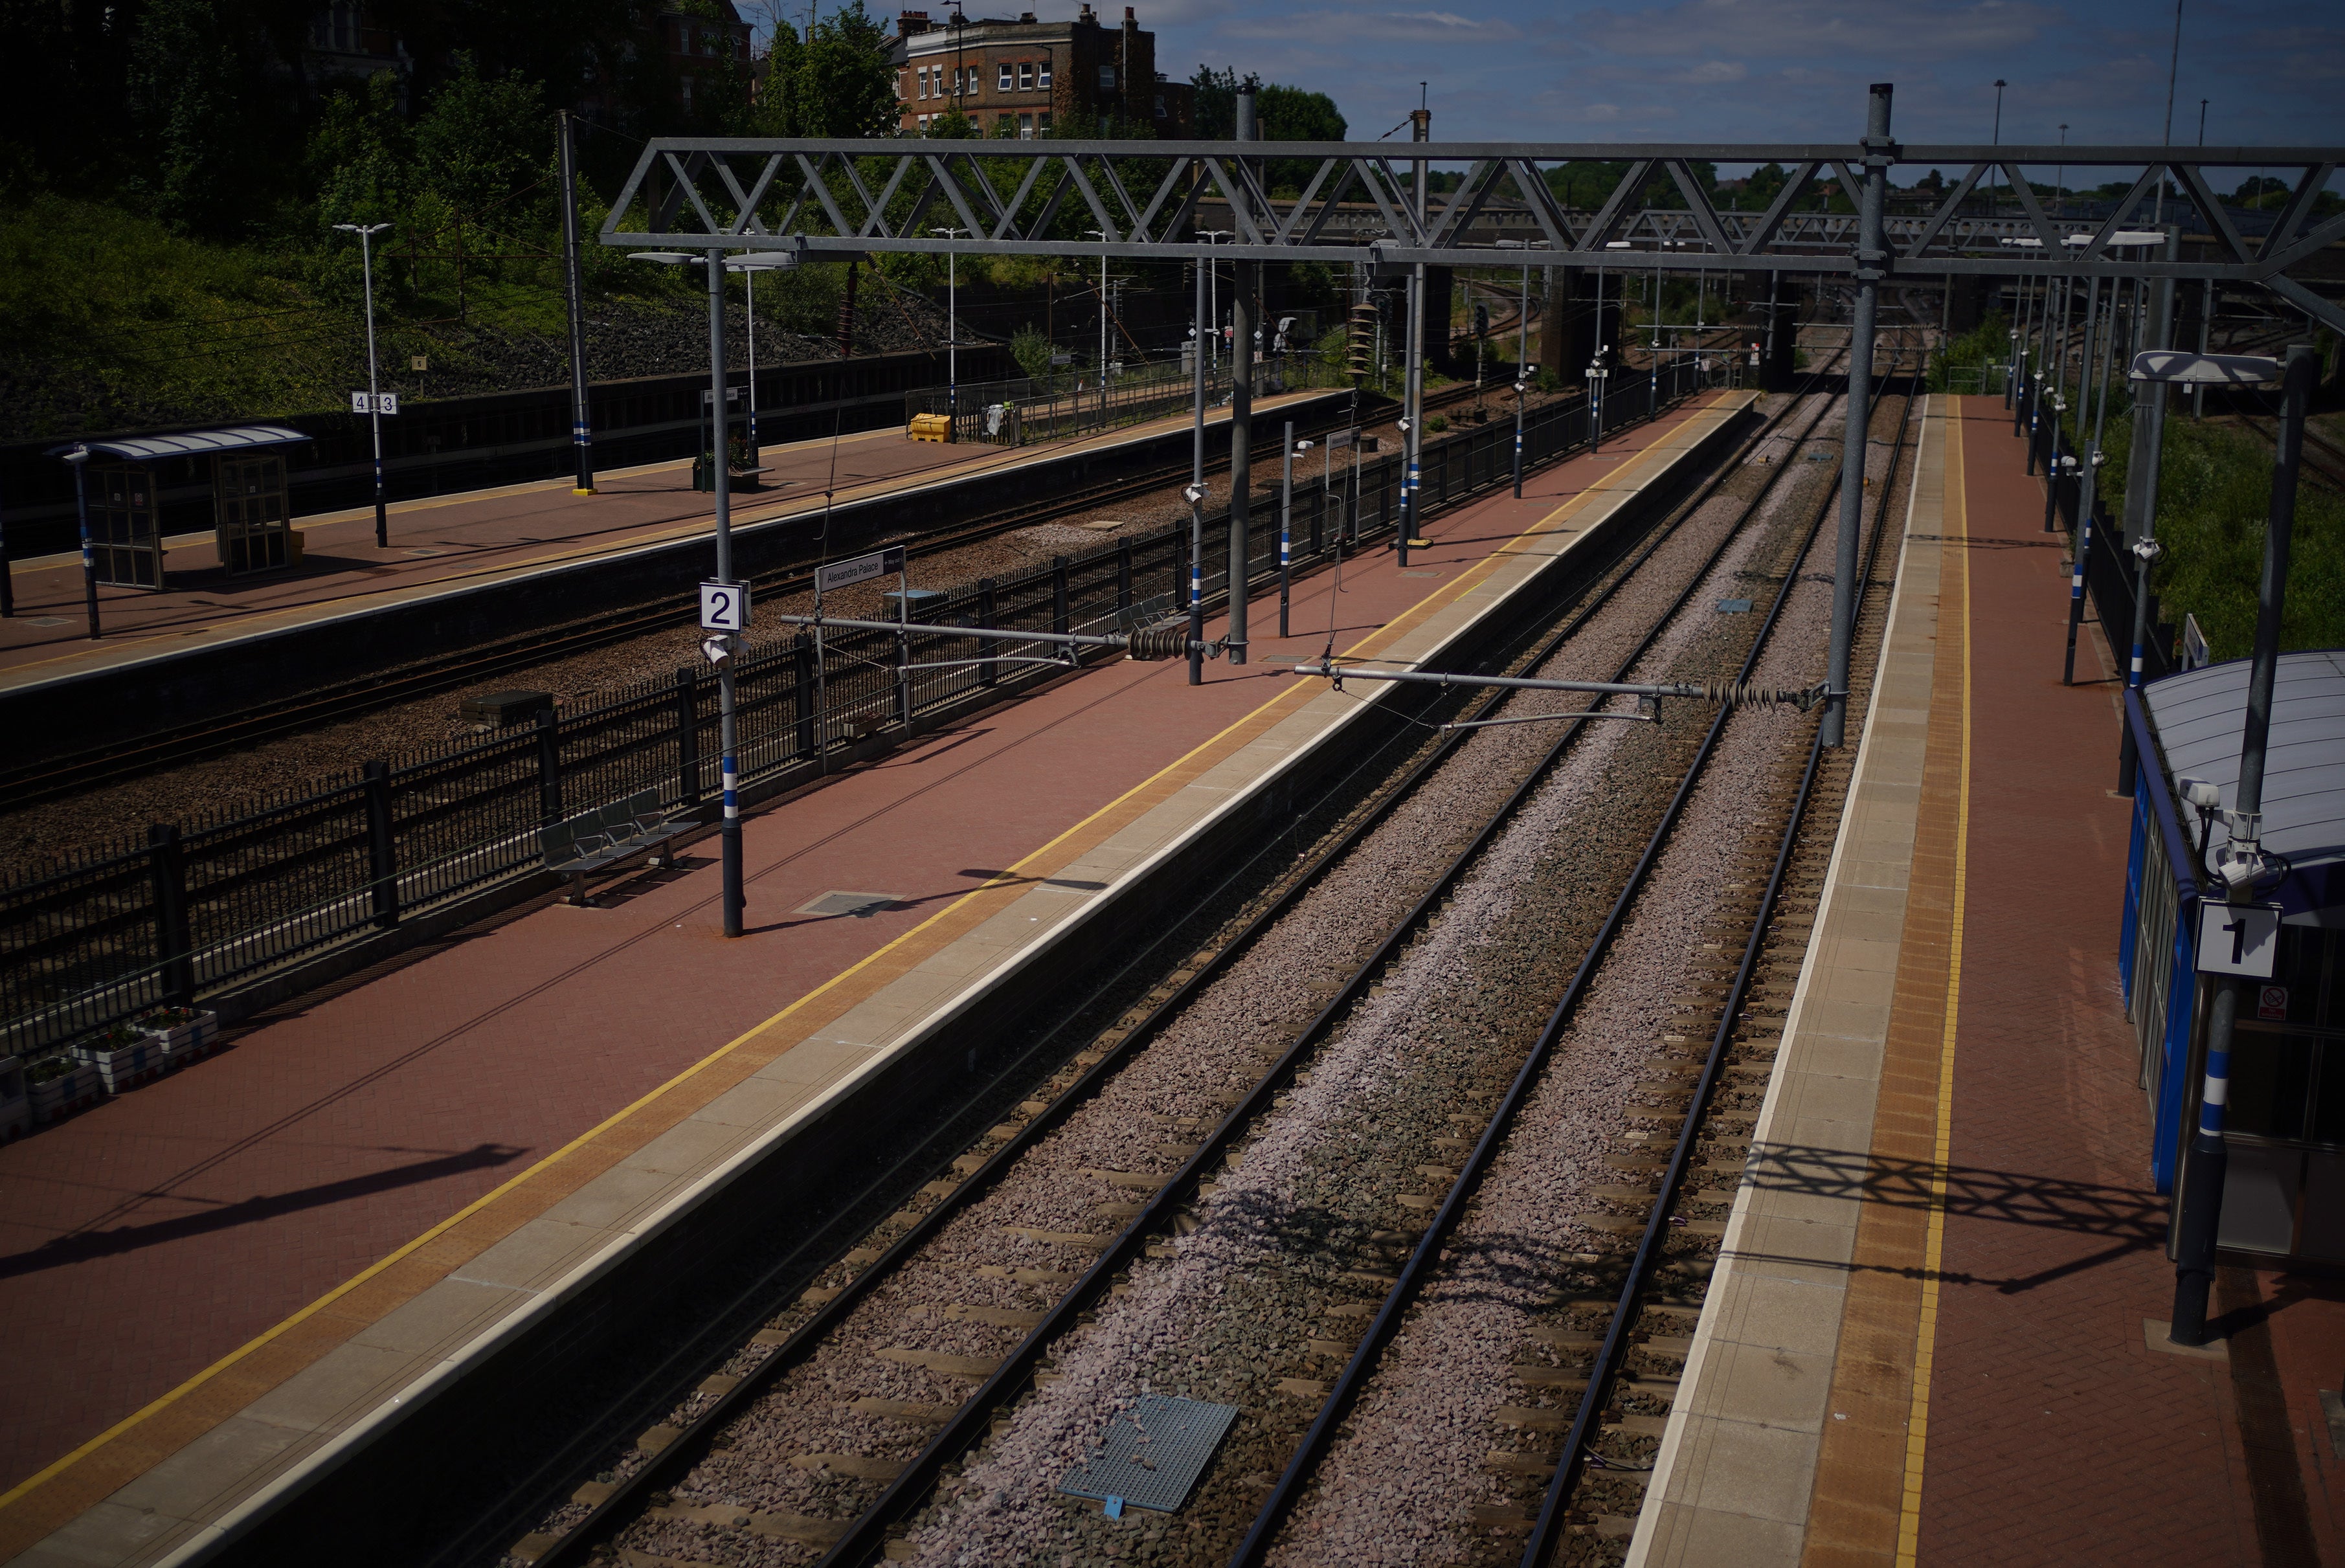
[1059,1394,1239,1514]
[796,890,903,918]
[1715,598,1753,614]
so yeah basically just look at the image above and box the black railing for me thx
[2021,386,2172,686]
[1,359,1713,1063]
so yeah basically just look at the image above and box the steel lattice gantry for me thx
[600,129,2345,329]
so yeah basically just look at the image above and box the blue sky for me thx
[1107,0,2343,150]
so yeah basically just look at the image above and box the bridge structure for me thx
[598,83,2344,753]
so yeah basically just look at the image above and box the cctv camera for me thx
[1513,381,1527,394]
[701,634,735,666]
[1182,482,1207,506]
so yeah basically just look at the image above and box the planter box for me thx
[28,1060,103,1123]
[73,1037,163,1095]
[0,1057,27,1143]
[144,1010,221,1071]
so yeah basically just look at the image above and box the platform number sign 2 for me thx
[699,579,750,634]
[2196,902,2280,980]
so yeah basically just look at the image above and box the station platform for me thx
[0,392,1754,1566]
[0,385,1337,695]
[1633,396,2345,1564]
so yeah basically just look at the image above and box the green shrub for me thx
[2089,409,2345,660]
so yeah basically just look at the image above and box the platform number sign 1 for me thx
[700,579,750,634]
[2196,902,2280,979]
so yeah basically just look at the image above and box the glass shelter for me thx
[47,425,309,589]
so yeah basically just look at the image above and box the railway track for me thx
[1376,369,1913,1567]
[475,357,1868,1568]
[0,383,1497,811]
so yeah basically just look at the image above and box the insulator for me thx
[1124,625,1191,661]
[1701,679,1818,711]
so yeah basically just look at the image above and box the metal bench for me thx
[541,789,684,905]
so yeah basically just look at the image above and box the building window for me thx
[917,113,930,130]
[916,66,927,98]
[1097,65,1115,92]
[965,65,980,96]
[998,61,1013,91]
[1018,60,1033,90]
[1038,112,1052,136]
[1037,58,1052,89]
[1155,93,1165,117]
[1019,113,1034,138]
[680,75,693,108]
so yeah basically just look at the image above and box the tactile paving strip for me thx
[1058,1394,1240,1513]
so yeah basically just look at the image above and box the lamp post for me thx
[1187,253,1207,687]
[1496,238,1539,498]
[1084,229,1110,386]
[728,254,797,462]
[629,246,781,938]
[1992,79,2008,214]
[334,221,393,548]
[62,445,99,639]
[1281,426,1298,638]
[2135,345,2309,1348]
[933,227,968,427]
[1198,230,1230,370]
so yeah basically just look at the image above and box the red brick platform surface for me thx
[1913,396,2345,1565]
[1810,396,2345,1565]
[0,394,1723,1559]
[0,387,1334,687]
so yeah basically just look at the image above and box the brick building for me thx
[890,5,1192,139]
[660,0,753,117]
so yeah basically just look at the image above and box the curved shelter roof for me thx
[44,425,309,462]
[2143,649,2345,923]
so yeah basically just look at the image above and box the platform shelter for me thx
[2123,649,2345,1261]
[50,424,309,588]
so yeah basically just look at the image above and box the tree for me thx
[1256,84,1343,196]
[412,53,549,230]
[307,70,412,232]
[787,1,897,139]
[126,0,266,236]
[1189,66,1253,140]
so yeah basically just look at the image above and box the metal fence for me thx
[2022,391,2173,686]
[1,357,1712,1064]
[906,355,1344,445]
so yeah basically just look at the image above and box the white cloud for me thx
[1576,0,2056,60]
[1222,6,1521,41]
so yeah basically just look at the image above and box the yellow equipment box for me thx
[907,412,956,442]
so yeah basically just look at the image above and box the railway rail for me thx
[1321,367,1914,1567]
[476,353,1871,1568]
[0,383,1491,811]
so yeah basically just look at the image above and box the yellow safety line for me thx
[0,435,1652,1516]
[1896,399,1970,1563]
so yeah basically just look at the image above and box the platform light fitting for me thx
[2130,350,2283,386]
